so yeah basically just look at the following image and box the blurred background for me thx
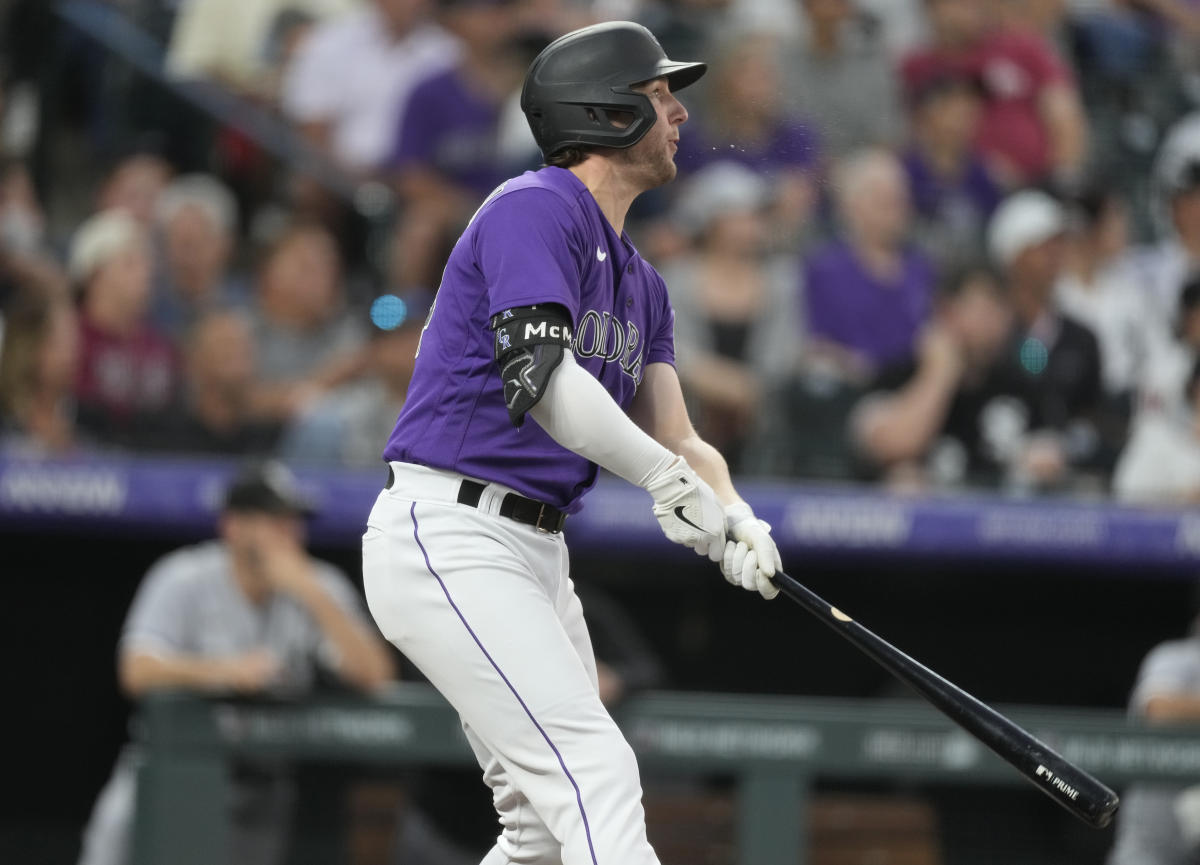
[9,0,1200,863]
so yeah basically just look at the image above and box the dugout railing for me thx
[131,686,1200,865]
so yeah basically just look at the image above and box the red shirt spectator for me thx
[75,316,177,422]
[69,209,179,441]
[901,1,1086,188]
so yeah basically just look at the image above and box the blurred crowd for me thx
[5,0,1200,501]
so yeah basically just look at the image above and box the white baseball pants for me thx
[362,462,661,865]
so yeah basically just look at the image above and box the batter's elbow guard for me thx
[491,304,574,427]
[499,343,566,426]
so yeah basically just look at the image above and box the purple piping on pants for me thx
[409,502,600,865]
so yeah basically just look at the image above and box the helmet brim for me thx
[637,60,706,93]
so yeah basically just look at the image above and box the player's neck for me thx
[569,161,638,236]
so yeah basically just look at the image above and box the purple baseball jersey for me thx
[383,166,676,512]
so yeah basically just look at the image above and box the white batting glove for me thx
[643,455,726,561]
[721,503,781,599]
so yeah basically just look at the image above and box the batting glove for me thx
[644,455,726,561]
[722,503,781,600]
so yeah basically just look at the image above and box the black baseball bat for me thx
[770,569,1120,829]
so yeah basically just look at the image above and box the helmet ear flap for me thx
[585,105,637,132]
[530,89,657,155]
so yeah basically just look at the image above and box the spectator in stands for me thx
[248,221,368,422]
[150,174,246,340]
[803,148,934,381]
[97,153,173,226]
[77,462,395,865]
[164,0,354,100]
[1106,615,1200,865]
[1056,181,1145,402]
[1114,354,1200,505]
[387,0,526,291]
[1113,277,1200,504]
[70,209,180,445]
[281,291,429,466]
[996,0,1074,57]
[281,0,461,174]
[139,309,283,456]
[658,162,804,467]
[987,189,1104,490]
[636,0,735,62]
[0,289,81,454]
[850,264,1024,489]
[675,31,820,246]
[842,0,926,59]
[901,65,1002,271]
[1130,113,1200,337]
[901,0,1088,189]
[779,0,903,159]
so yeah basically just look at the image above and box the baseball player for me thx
[362,21,783,865]
[79,461,394,865]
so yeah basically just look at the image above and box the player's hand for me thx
[721,503,781,600]
[213,649,280,693]
[248,520,318,597]
[644,455,725,561]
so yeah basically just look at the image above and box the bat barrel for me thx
[771,570,1120,829]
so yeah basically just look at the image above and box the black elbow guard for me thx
[491,305,574,426]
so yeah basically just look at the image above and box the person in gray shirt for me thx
[1108,624,1200,865]
[780,0,903,159]
[77,461,395,865]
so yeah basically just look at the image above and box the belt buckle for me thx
[535,503,549,533]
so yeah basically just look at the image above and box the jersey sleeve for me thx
[475,188,586,323]
[645,270,676,368]
[119,555,194,658]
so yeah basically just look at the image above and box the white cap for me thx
[68,208,144,284]
[987,190,1066,269]
[155,173,237,234]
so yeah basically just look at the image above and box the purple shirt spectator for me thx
[902,147,1002,225]
[675,118,820,178]
[390,66,511,198]
[805,239,934,367]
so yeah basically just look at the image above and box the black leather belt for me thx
[386,467,566,534]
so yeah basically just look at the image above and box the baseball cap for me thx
[987,190,1066,269]
[221,461,317,517]
[68,208,145,284]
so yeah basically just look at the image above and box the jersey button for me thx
[626,264,634,274]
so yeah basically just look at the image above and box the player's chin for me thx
[651,159,678,188]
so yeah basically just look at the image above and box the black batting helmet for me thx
[520,22,706,159]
